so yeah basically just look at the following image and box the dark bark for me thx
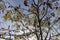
[45,28,50,40]
[35,28,40,40]
[37,6,43,40]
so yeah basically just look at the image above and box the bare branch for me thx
[41,0,49,20]
[45,28,50,40]
[51,33,60,37]
[51,25,59,33]
[32,0,37,6]
[49,33,51,40]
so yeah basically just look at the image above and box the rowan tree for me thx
[0,0,60,40]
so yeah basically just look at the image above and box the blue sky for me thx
[0,0,23,28]
[0,0,60,33]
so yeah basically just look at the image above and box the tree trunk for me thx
[37,6,43,40]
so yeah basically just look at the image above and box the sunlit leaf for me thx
[41,20,48,26]
[49,27,53,30]
[13,11,17,14]
[0,33,5,38]
[17,13,23,18]
[16,24,20,30]
[4,13,11,20]
[39,0,43,3]
[53,20,58,24]
[43,30,47,33]
[14,36,21,40]
[10,11,23,22]
[10,17,14,22]
[51,13,55,17]
[4,10,12,20]
[33,16,38,27]
[41,20,51,27]
[28,8,37,15]
[11,16,19,22]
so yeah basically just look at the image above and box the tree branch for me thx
[32,0,37,6]
[41,0,49,20]
[44,28,50,40]
[51,25,59,33]
[49,33,51,40]
[35,27,40,40]
[37,4,43,40]
[51,33,60,37]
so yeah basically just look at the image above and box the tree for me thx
[0,0,60,40]
[22,0,60,40]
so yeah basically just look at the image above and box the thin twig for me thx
[32,0,37,6]
[45,28,50,40]
[41,0,49,20]
[51,25,58,33]
[49,33,51,40]
[51,33,60,37]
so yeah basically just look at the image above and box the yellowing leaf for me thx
[14,36,21,40]
[13,11,17,14]
[51,13,55,17]
[16,25,20,30]
[53,20,58,24]
[28,8,37,15]
[43,30,47,33]
[10,18,14,22]
[7,10,12,14]
[33,16,38,27]
[40,0,43,3]
[52,0,56,2]
[0,33,5,38]
[4,13,11,20]
[10,17,20,22]
[17,13,23,17]
[14,18,20,22]
[41,20,48,26]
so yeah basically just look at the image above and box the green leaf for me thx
[40,0,43,3]
[13,11,17,14]
[51,13,55,17]
[4,13,11,20]
[10,18,14,22]
[49,27,53,30]
[0,0,2,2]
[33,16,38,27]
[53,20,58,24]
[28,8,37,15]
[14,36,21,40]
[43,30,48,33]
[41,20,48,26]
[52,0,56,2]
